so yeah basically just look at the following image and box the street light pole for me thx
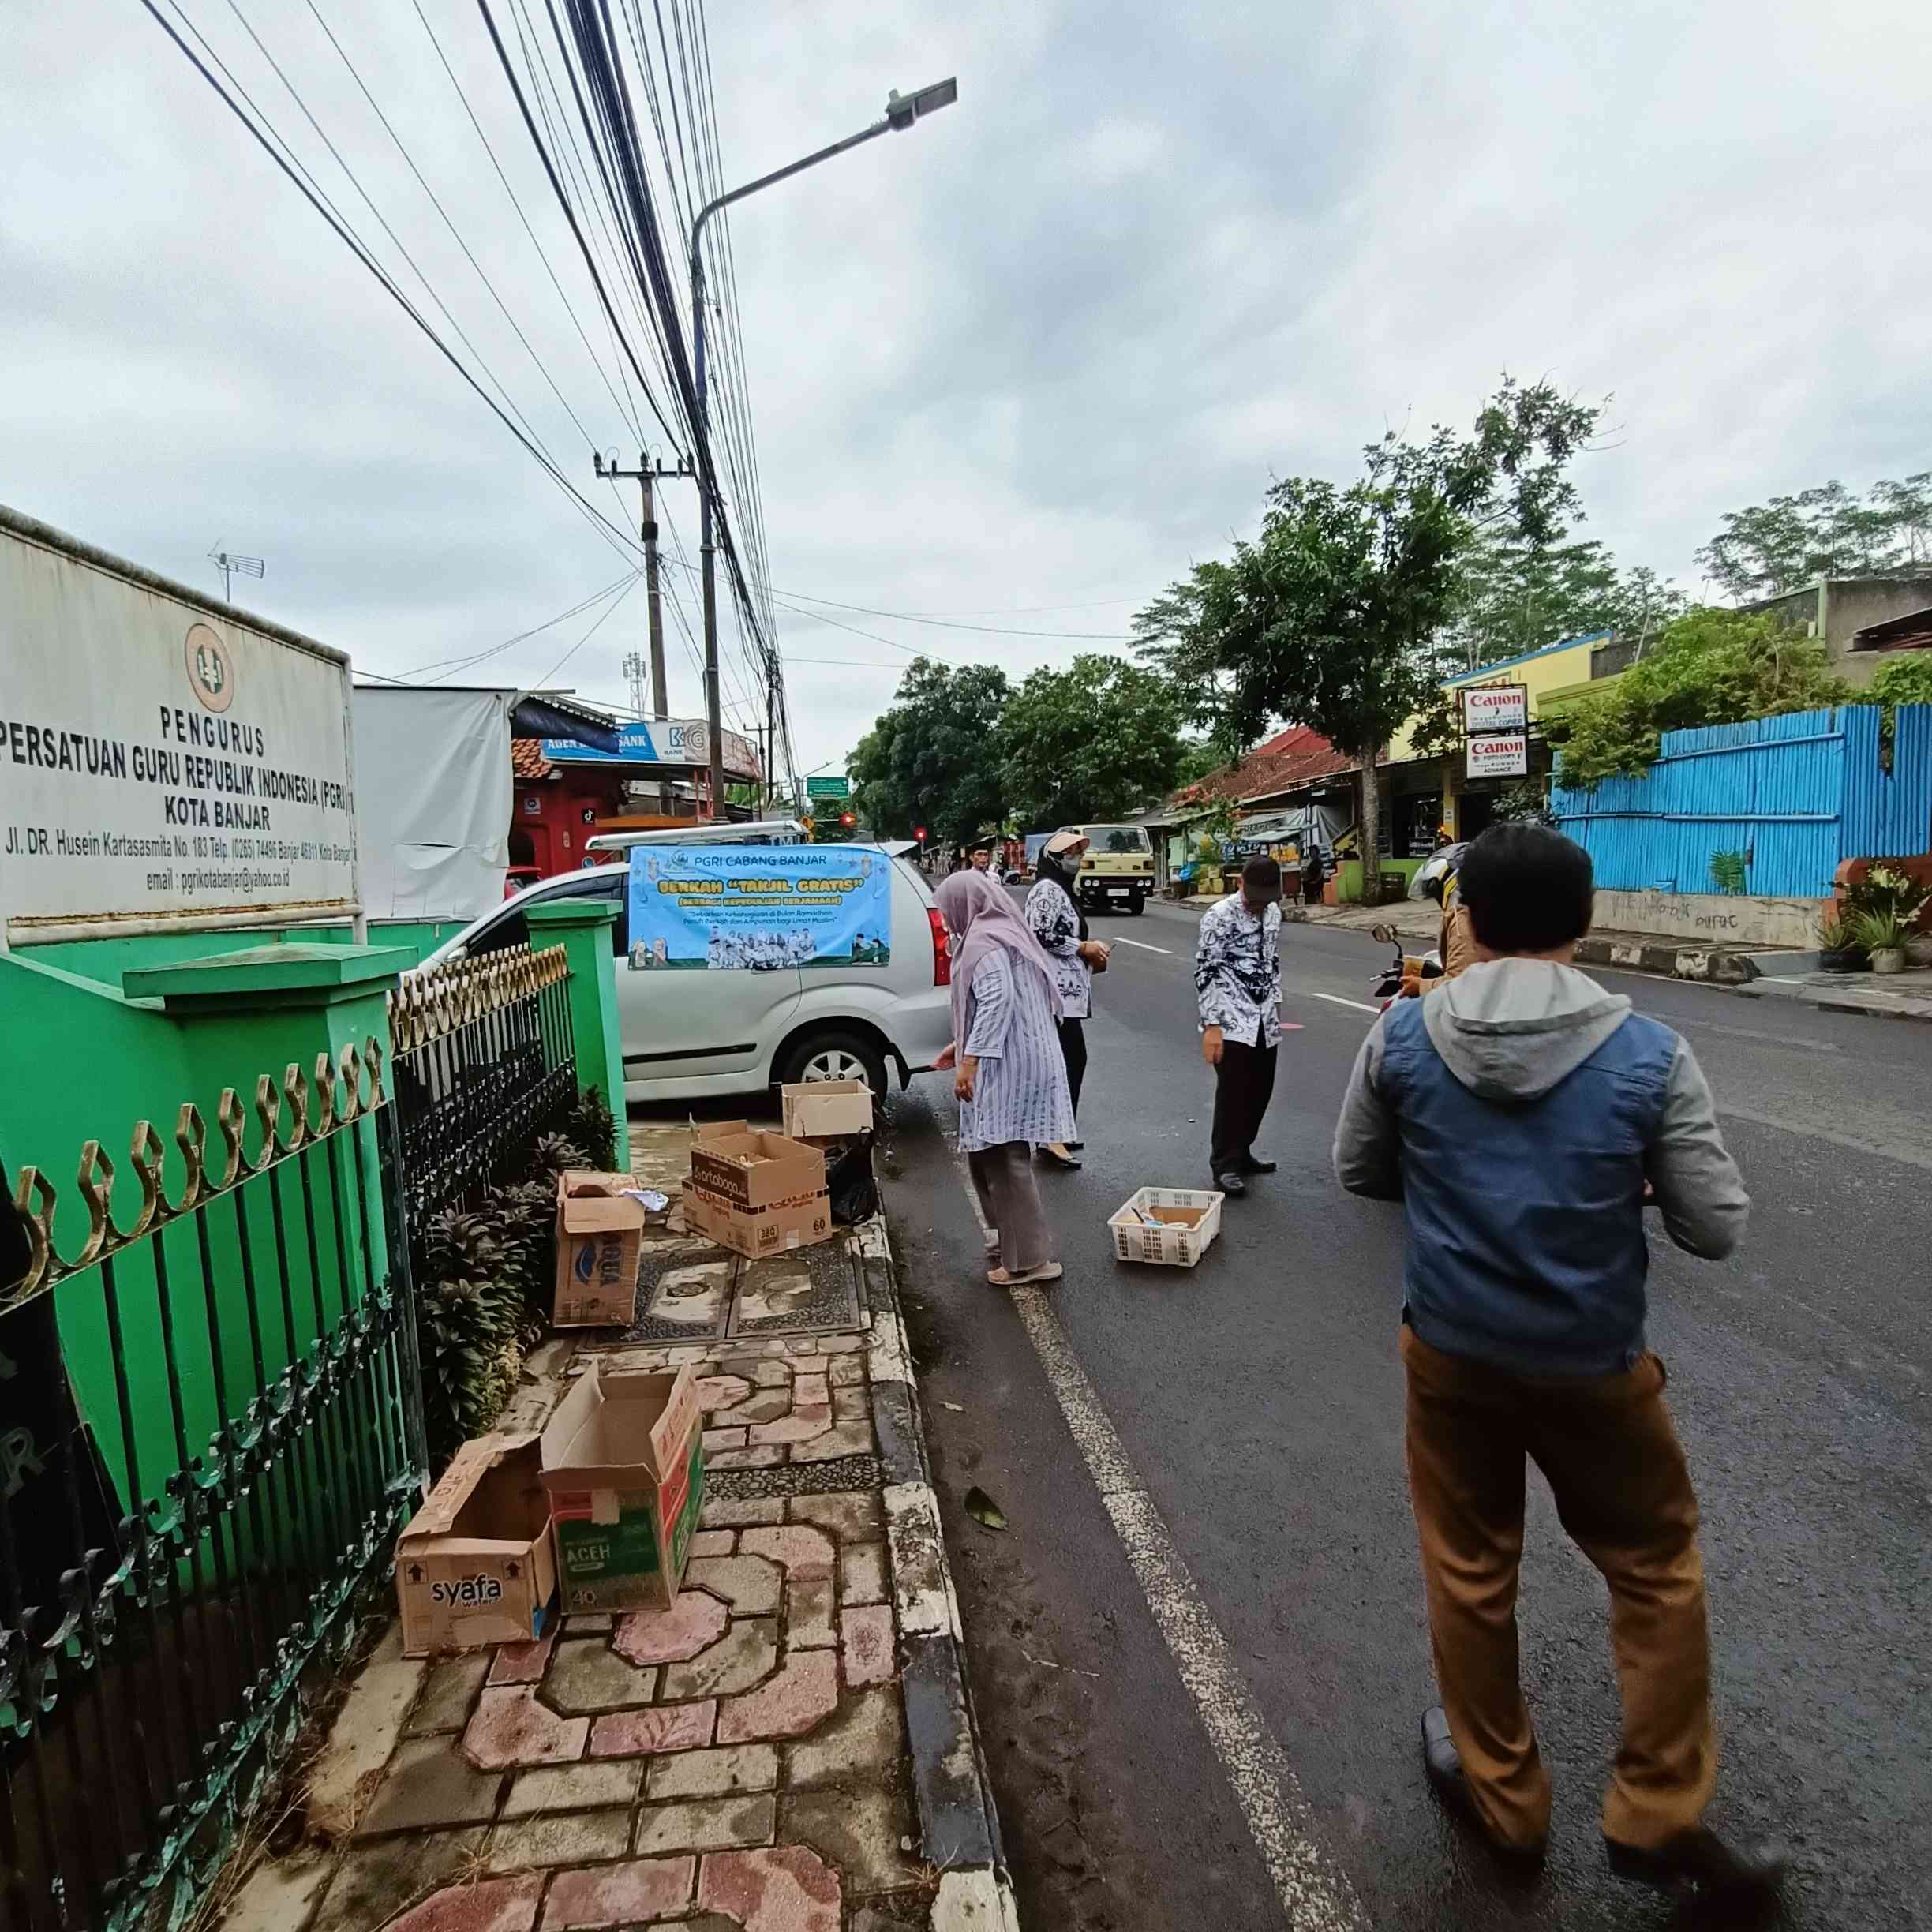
[691,78,957,822]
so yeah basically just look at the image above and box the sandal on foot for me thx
[987,1262,1064,1287]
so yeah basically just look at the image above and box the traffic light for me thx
[840,811,856,829]
[915,826,927,842]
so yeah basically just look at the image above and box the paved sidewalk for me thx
[222,1125,1014,1932]
[1741,966,1932,1023]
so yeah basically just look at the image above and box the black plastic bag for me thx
[827,1134,878,1226]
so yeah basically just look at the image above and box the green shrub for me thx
[564,1086,619,1170]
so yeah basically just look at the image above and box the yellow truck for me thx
[1061,822,1155,915]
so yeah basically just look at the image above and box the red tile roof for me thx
[511,739,556,781]
[1170,728,1362,810]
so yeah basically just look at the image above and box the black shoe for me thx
[1036,1146,1082,1171]
[1067,1141,1085,1153]
[1606,1826,1789,1898]
[1421,1709,1546,1866]
[1237,1155,1278,1175]
[1215,1171,1246,1197]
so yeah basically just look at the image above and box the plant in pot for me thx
[1816,913,1863,974]
[1851,908,1908,975]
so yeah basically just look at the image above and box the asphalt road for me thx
[878,900,1931,1931]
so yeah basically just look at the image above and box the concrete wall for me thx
[1752,578,1932,688]
[1592,888,1826,949]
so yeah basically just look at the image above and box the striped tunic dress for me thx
[957,950,1076,1153]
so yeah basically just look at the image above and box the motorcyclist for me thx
[1405,837,1473,994]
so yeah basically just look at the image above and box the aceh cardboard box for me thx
[553,1170,647,1327]
[683,1121,834,1259]
[781,1078,874,1142]
[395,1432,558,1657]
[539,1362,705,1613]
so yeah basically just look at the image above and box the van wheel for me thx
[1128,894,1146,915]
[778,1031,889,1097]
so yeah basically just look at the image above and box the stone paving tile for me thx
[564,1614,613,1635]
[789,1420,874,1462]
[586,1698,717,1758]
[842,1606,897,1687]
[541,1855,697,1929]
[788,1492,882,1541]
[746,1403,832,1447]
[783,1687,904,1791]
[783,1786,919,1895]
[312,1828,489,1931]
[695,1374,752,1411]
[684,1554,782,1616]
[790,1372,829,1407]
[488,1633,556,1687]
[612,1589,728,1664]
[544,1638,659,1714]
[717,1651,838,1746]
[406,1653,491,1737]
[828,1355,865,1387]
[700,1496,785,1529]
[703,1425,749,1452]
[710,1443,784,1469]
[501,1760,642,1818]
[465,1687,590,1770]
[839,1542,888,1607]
[713,1387,792,1425]
[661,1617,778,1699]
[785,1579,836,1650]
[688,1530,736,1559]
[698,1845,841,1932]
[355,1737,503,1837]
[387,1872,545,1932]
[646,1743,778,1801]
[488,1807,632,1870]
[633,1792,777,1856]
[739,1526,834,1582]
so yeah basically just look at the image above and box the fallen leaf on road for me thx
[964,1485,1008,1531]
[940,1400,964,1412]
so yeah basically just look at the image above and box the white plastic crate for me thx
[1108,1186,1225,1268]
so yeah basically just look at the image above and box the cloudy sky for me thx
[5,1,1929,784]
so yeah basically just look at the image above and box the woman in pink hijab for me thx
[933,871,1075,1285]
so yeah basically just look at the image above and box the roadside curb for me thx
[859,1219,1021,1930]
[1732,977,1932,1024]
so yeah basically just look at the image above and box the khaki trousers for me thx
[1400,1324,1716,1850]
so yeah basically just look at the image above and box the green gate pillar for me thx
[523,900,629,1170]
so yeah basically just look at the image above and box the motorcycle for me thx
[1368,921,1443,1009]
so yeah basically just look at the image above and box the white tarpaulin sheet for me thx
[351,687,511,922]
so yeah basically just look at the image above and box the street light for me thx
[691,78,958,818]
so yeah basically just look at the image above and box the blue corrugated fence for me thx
[1551,704,1932,896]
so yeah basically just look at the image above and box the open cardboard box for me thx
[688,1121,826,1209]
[553,1170,647,1327]
[680,1178,833,1260]
[781,1078,874,1142]
[540,1363,705,1613]
[395,1432,557,1657]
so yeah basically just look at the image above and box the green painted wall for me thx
[26,915,462,988]
[1335,856,1425,904]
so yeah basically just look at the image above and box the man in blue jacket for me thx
[1333,823,1784,1900]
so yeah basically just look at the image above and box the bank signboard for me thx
[0,509,360,945]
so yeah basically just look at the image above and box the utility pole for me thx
[597,451,693,814]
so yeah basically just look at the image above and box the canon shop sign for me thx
[0,507,360,945]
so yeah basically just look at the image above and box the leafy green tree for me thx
[1131,558,1251,759]
[1870,652,1932,708]
[1441,535,1687,668]
[995,653,1189,829]
[1695,473,1932,598]
[1542,608,1855,788]
[846,658,1010,843]
[1143,377,1601,891]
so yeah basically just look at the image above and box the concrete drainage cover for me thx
[620,1226,866,1342]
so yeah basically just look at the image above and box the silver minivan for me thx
[421,844,953,1105]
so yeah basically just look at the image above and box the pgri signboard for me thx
[0,507,360,945]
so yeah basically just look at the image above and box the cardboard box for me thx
[688,1123,826,1211]
[554,1170,647,1327]
[395,1432,558,1657]
[781,1078,875,1141]
[680,1178,834,1260]
[540,1364,706,1613]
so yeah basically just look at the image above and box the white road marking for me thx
[1108,937,1173,954]
[954,1159,1366,1930]
[1307,991,1383,1014]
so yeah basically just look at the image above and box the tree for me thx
[1870,651,1932,709]
[846,658,1010,843]
[1131,559,1251,760]
[1695,473,1932,599]
[1541,608,1855,788]
[1144,377,1601,892]
[1440,534,1688,668]
[995,654,1189,829]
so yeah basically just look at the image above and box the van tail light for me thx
[927,907,951,986]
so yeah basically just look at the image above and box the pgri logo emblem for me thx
[429,1574,504,1608]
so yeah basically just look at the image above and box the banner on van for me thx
[625,844,892,971]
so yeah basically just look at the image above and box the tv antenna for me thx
[208,542,265,605]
